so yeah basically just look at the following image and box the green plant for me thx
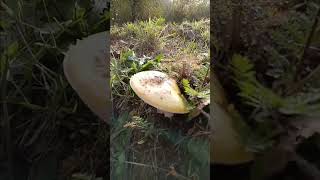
[111,112,210,180]
[229,54,320,152]
[111,50,164,112]
[111,17,210,179]
[0,0,109,179]
[231,54,320,117]
[111,112,133,180]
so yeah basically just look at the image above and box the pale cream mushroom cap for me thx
[210,71,254,165]
[210,102,254,164]
[62,30,253,164]
[130,70,189,114]
[63,31,110,122]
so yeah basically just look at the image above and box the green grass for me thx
[1,1,211,179]
[111,18,210,115]
[110,113,210,180]
[1,1,109,179]
[111,0,210,24]
[110,18,210,180]
[213,0,320,178]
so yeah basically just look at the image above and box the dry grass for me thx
[110,18,210,180]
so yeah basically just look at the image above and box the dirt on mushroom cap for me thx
[130,70,189,114]
[140,75,166,86]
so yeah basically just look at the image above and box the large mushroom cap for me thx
[210,71,254,165]
[63,31,110,122]
[130,70,189,114]
[210,102,254,165]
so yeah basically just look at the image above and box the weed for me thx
[0,1,109,179]
[111,17,210,180]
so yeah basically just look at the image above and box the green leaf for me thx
[182,78,199,97]
[231,54,256,81]
[182,79,210,101]
[187,138,209,164]
[121,50,135,62]
[130,62,138,73]
[140,60,154,71]
[154,53,163,63]
[73,4,86,20]
[197,89,210,99]
[231,54,285,109]
[280,92,320,117]
[0,1,15,17]
[228,107,274,152]
[0,19,11,29]
[7,41,19,58]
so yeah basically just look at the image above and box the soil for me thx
[140,75,167,86]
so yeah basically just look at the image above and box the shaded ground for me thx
[0,1,109,180]
[213,0,320,179]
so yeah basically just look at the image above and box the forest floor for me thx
[0,1,109,180]
[213,0,320,180]
[110,18,211,180]
[2,0,320,180]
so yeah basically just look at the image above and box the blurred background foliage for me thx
[111,0,209,24]
[1,0,109,180]
[212,0,320,179]
[0,0,210,179]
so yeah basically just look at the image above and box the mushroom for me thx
[62,31,253,165]
[210,71,254,165]
[129,70,189,118]
[63,31,110,123]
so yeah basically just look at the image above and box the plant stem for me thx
[1,48,13,180]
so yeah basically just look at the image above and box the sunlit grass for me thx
[110,18,210,180]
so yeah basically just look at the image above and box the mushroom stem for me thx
[157,109,174,118]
